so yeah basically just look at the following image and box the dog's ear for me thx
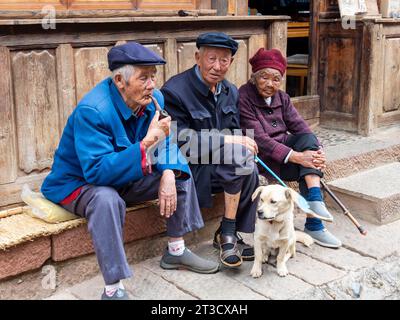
[285,188,294,201]
[251,186,264,202]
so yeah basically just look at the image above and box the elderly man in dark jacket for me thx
[239,48,341,248]
[161,32,260,268]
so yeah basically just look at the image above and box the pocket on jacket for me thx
[221,104,237,115]
[191,110,212,130]
[220,104,239,130]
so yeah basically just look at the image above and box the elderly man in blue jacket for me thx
[41,42,219,300]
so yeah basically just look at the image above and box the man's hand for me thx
[224,135,259,154]
[142,111,171,150]
[158,169,177,218]
[289,147,326,171]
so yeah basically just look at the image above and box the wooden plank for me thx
[358,22,383,135]
[164,38,178,82]
[309,0,320,95]
[177,41,197,74]
[225,39,248,87]
[0,9,217,19]
[320,111,357,132]
[321,37,359,115]
[0,172,49,209]
[68,1,136,10]
[0,46,17,184]
[268,21,287,91]
[0,0,66,10]
[0,23,268,48]
[377,110,400,127]
[291,95,320,120]
[145,43,166,86]
[382,38,400,112]
[12,50,60,174]
[211,0,228,15]
[196,0,211,10]
[56,44,76,132]
[138,0,196,10]
[235,0,248,16]
[248,33,267,78]
[268,21,288,54]
[74,47,111,102]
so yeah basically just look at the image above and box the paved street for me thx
[45,208,400,300]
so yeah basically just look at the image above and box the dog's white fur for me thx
[250,185,313,278]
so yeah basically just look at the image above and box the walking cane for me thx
[320,180,367,236]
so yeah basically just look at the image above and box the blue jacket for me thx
[41,77,190,203]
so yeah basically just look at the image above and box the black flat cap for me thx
[108,42,166,71]
[196,32,238,56]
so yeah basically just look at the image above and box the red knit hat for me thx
[249,48,287,75]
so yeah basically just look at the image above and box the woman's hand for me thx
[158,169,177,218]
[289,148,326,171]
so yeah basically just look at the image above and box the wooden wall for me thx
[315,0,400,135]
[0,16,287,209]
[0,0,202,10]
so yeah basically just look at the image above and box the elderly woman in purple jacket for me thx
[239,48,341,248]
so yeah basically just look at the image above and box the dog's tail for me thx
[295,231,314,247]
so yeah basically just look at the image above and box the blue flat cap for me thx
[196,32,238,56]
[108,42,166,71]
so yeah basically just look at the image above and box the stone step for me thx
[325,162,400,225]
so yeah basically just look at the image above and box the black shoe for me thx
[101,288,130,300]
[213,230,254,261]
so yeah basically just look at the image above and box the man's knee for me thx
[89,186,126,212]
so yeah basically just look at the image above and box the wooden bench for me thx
[0,195,224,281]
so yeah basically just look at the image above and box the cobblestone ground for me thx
[313,127,366,147]
[291,254,400,300]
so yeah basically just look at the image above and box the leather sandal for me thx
[219,233,243,267]
[214,231,254,261]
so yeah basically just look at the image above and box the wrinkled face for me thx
[116,65,157,110]
[254,67,283,99]
[195,46,233,88]
[252,185,294,222]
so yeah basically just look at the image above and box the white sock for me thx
[168,239,185,256]
[105,281,122,296]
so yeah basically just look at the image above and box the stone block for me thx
[51,224,94,262]
[0,237,51,280]
[327,163,400,224]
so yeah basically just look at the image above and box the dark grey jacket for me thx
[161,65,240,207]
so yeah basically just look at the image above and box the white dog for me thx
[250,185,327,278]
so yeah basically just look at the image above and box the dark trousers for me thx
[210,145,259,233]
[280,133,323,196]
[61,173,204,285]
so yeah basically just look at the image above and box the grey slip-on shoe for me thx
[160,248,220,274]
[304,227,342,249]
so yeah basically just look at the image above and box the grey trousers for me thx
[60,173,204,285]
